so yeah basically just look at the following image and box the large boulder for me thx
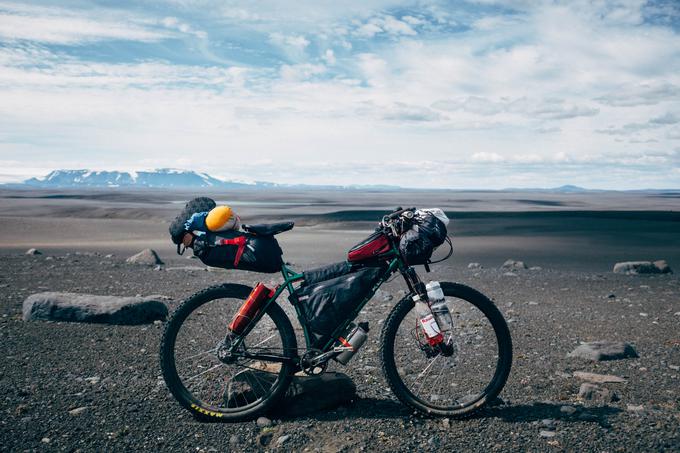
[567,341,638,361]
[126,249,163,265]
[225,369,356,417]
[613,260,672,274]
[23,292,168,325]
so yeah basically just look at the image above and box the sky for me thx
[0,0,679,189]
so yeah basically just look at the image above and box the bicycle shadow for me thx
[278,399,621,427]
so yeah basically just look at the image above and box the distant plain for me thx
[0,188,678,272]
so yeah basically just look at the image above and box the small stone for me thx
[374,289,393,302]
[528,301,539,305]
[529,266,542,271]
[626,404,644,413]
[41,438,50,444]
[560,405,577,415]
[256,416,272,428]
[229,435,239,445]
[503,272,518,277]
[541,419,556,428]
[467,262,482,269]
[502,259,528,270]
[441,418,450,429]
[539,430,556,438]
[84,376,100,385]
[277,435,290,445]
[104,254,114,258]
[578,383,617,402]
[25,248,42,255]
[669,365,680,371]
[68,406,88,416]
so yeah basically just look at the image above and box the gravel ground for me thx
[1,252,679,452]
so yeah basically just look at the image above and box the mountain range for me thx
[16,169,401,190]
[9,169,674,192]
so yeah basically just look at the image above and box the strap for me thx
[214,236,247,266]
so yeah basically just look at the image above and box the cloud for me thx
[596,112,680,135]
[0,2,173,44]
[432,96,599,120]
[381,102,445,122]
[354,14,417,38]
[595,83,680,107]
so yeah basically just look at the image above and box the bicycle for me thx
[160,207,512,421]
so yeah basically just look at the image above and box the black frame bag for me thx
[293,267,383,346]
[193,231,283,273]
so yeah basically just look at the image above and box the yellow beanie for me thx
[205,205,240,232]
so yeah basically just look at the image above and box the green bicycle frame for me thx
[232,238,409,358]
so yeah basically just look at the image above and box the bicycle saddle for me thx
[242,221,294,236]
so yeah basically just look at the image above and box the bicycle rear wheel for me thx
[380,282,512,418]
[160,284,297,421]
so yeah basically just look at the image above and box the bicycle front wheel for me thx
[160,284,297,421]
[380,282,512,418]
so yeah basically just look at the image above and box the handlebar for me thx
[384,206,416,221]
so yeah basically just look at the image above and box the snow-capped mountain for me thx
[22,169,255,189]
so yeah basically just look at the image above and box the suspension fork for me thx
[401,266,428,300]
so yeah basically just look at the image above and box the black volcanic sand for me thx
[1,252,679,452]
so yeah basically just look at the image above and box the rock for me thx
[578,383,618,402]
[25,248,42,255]
[41,438,50,444]
[256,432,273,447]
[541,419,556,428]
[374,289,393,302]
[559,405,577,415]
[256,416,272,428]
[503,272,518,277]
[84,376,100,385]
[572,371,626,383]
[529,266,542,271]
[276,435,290,445]
[613,260,672,274]
[467,262,482,269]
[502,259,527,270]
[125,249,163,266]
[539,430,556,438]
[22,292,168,325]
[229,435,239,445]
[626,404,645,414]
[104,254,114,258]
[68,406,88,416]
[567,341,638,361]
[226,369,356,417]
[653,260,672,273]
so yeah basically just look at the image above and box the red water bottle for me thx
[229,283,275,334]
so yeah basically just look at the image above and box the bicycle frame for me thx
[230,235,413,362]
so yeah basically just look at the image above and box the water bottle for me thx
[335,322,369,364]
[414,294,443,345]
[427,281,453,332]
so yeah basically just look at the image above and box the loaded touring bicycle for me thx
[161,198,513,421]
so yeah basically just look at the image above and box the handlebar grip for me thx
[386,207,416,220]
